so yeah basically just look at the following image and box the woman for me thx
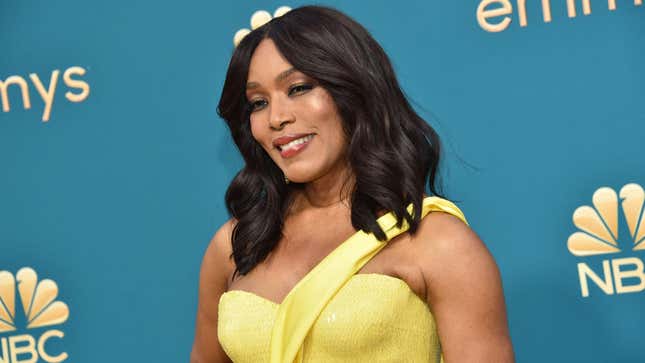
[191,5,513,363]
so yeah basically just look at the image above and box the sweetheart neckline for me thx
[219,273,425,307]
[219,196,449,310]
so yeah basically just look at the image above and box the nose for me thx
[268,96,294,131]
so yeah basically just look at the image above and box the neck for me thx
[295,161,354,210]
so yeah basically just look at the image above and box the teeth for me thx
[280,134,313,151]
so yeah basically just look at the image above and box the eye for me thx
[248,99,267,112]
[289,83,313,96]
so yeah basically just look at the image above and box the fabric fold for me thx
[269,196,468,363]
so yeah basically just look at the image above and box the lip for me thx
[273,133,316,158]
[272,133,315,148]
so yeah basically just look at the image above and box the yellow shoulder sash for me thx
[269,196,468,363]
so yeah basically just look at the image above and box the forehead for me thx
[247,38,294,84]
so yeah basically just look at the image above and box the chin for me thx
[284,174,311,184]
[284,169,322,184]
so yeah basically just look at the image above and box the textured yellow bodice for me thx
[219,274,441,362]
[217,197,467,363]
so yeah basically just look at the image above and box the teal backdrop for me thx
[1,1,644,362]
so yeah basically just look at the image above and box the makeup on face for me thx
[246,39,348,183]
[273,133,316,158]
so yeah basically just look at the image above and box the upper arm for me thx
[414,212,514,363]
[190,218,236,363]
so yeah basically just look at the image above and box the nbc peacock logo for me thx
[0,267,69,363]
[567,183,645,297]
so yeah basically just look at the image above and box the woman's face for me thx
[246,38,348,184]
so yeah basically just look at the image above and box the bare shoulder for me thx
[411,211,491,281]
[190,218,237,363]
[202,218,237,286]
[410,209,499,305]
[410,210,515,362]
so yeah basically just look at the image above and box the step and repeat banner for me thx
[1,1,643,362]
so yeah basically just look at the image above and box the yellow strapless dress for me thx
[218,197,467,362]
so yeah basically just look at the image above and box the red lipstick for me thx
[273,133,315,158]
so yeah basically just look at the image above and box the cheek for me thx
[249,117,269,150]
[308,97,347,155]
[305,92,344,134]
[305,90,335,116]
[330,127,348,156]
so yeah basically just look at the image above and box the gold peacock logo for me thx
[232,6,292,47]
[568,183,645,256]
[0,267,69,362]
[567,183,645,297]
[0,267,69,333]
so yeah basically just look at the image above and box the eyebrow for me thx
[246,67,297,90]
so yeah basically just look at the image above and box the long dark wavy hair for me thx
[218,5,443,279]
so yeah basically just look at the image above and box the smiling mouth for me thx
[276,134,315,152]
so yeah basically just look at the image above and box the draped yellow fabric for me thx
[218,196,468,362]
